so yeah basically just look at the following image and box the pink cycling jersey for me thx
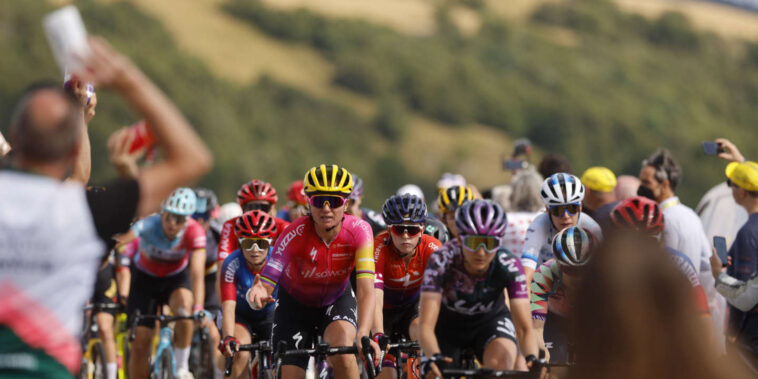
[260,215,375,307]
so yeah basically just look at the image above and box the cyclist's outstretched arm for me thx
[510,298,539,360]
[76,37,212,218]
[418,292,442,356]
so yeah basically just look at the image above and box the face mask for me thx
[637,185,656,201]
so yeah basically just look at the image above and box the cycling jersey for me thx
[666,247,710,314]
[260,215,375,307]
[422,240,528,318]
[130,214,206,277]
[219,250,277,322]
[374,232,441,308]
[530,260,571,321]
[521,212,602,271]
[217,216,289,262]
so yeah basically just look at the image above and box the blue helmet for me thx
[382,194,427,224]
[552,226,593,267]
[163,188,197,216]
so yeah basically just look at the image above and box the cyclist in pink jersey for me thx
[247,164,380,378]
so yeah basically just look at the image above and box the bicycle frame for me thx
[152,325,177,378]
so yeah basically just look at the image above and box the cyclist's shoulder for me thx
[420,234,442,252]
[534,259,560,280]
[274,217,290,230]
[343,214,373,239]
[526,213,550,233]
[221,250,244,270]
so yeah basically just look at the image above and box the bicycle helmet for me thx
[349,175,364,201]
[455,199,508,237]
[235,210,278,239]
[287,180,308,205]
[237,179,278,206]
[552,226,593,267]
[163,187,197,216]
[423,218,450,244]
[438,185,474,214]
[610,196,665,236]
[382,194,427,225]
[303,164,353,196]
[540,173,585,206]
[193,188,219,214]
[397,184,425,201]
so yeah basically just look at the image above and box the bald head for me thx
[615,175,641,201]
[9,85,81,164]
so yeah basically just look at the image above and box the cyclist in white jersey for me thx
[521,173,602,284]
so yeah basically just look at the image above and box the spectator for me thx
[580,166,618,230]
[614,175,641,201]
[639,148,724,351]
[0,37,211,377]
[502,169,543,256]
[570,233,747,379]
[538,153,571,178]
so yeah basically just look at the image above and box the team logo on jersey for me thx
[224,258,241,283]
[301,267,349,279]
[275,224,306,256]
[293,332,303,349]
[310,247,318,262]
[448,298,496,316]
[389,272,423,287]
[351,219,372,236]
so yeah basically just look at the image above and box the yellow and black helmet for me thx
[303,164,353,196]
[437,185,474,214]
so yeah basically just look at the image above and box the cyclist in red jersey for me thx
[247,164,380,378]
[373,194,441,378]
[217,180,289,262]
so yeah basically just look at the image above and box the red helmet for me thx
[610,196,665,236]
[234,210,278,239]
[287,180,307,205]
[237,180,278,206]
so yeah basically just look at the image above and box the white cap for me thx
[218,202,243,223]
[396,184,425,202]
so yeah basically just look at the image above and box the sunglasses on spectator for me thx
[548,203,581,217]
[243,203,272,213]
[309,195,347,209]
[390,224,423,237]
[239,238,272,251]
[165,212,188,224]
[462,235,502,253]
[192,211,211,221]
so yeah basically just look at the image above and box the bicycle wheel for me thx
[198,328,214,379]
[121,335,131,379]
[78,357,90,379]
[154,351,175,379]
[91,342,107,379]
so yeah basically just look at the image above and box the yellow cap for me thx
[726,161,758,192]
[580,167,617,192]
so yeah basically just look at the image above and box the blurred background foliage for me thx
[1,0,756,208]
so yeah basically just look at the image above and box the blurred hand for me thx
[76,37,139,90]
[107,128,144,179]
[67,77,97,124]
[710,248,723,280]
[715,138,745,163]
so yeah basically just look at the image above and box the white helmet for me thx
[218,202,243,223]
[540,173,585,206]
[396,184,425,202]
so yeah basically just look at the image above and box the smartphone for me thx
[702,141,722,156]
[503,159,527,171]
[713,236,728,267]
[43,6,90,75]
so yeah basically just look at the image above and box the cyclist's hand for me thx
[715,138,745,163]
[219,336,239,357]
[194,309,212,327]
[246,275,274,310]
[421,354,451,379]
[359,338,381,367]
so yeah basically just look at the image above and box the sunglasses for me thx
[165,212,188,224]
[192,211,212,221]
[462,235,502,253]
[243,203,272,213]
[239,238,272,251]
[390,224,423,237]
[548,203,581,217]
[309,195,347,209]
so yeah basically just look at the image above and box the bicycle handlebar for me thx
[128,312,198,342]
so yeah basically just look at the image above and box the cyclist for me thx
[124,188,209,379]
[218,180,289,262]
[437,185,475,240]
[372,194,441,378]
[90,251,130,379]
[247,164,380,378]
[217,211,279,379]
[531,226,594,364]
[423,218,450,245]
[347,174,386,236]
[419,200,539,377]
[609,197,711,316]
[276,180,309,222]
[521,173,602,284]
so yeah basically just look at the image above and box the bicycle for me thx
[79,303,121,379]
[421,350,548,379]
[223,336,275,379]
[189,323,215,379]
[129,311,206,379]
[377,335,420,379]
[273,329,379,379]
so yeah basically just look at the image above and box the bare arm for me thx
[190,249,206,310]
[66,82,96,185]
[532,318,548,362]
[221,300,237,338]
[356,277,376,339]
[373,288,384,335]
[418,292,442,356]
[524,266,535,288]
[510,298,539,359]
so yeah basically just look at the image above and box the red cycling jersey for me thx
[260,215,375,307]
[374,232,441,308]
[217,216,289,262]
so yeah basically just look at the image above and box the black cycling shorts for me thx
[91,263,118,316]
[383,298,419,341]
[272,285,357,370]
[543,313,570,364]
[127,266,192,327]
[435,308,517,364]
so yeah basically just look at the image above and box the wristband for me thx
[193,304,203,313]
[525,354,538,365]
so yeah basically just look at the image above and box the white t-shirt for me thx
[503,211,539,257]
[0,171,103,373]
[521,211,602,271]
